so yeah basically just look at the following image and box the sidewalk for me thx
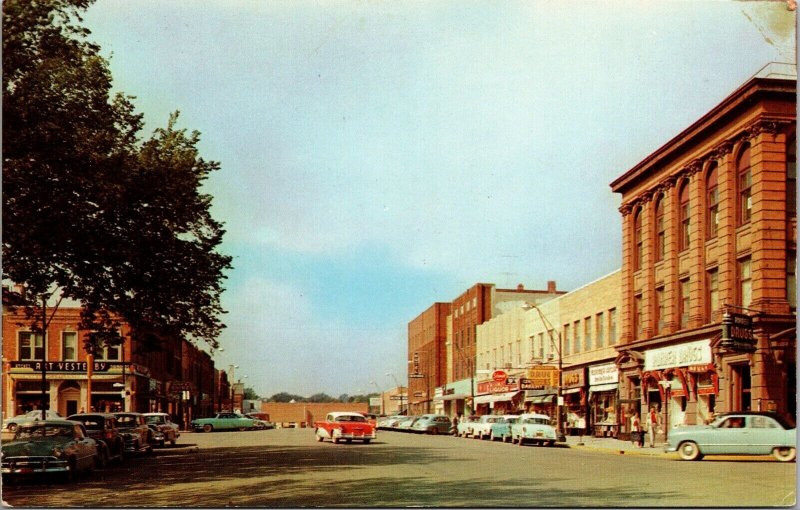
[563,434,671,457]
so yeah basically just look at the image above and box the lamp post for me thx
[522,302,565,441]
[369,380,384,415]
[386,372,405,414]
[228,364,239,411]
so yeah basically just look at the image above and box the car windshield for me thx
[145,416,165,425]
[334,415,367,423]
[523,417,550,425]
[116,416,138,428]
[506,418,519,423]
[70,417,103,430]
[16,424,73,439]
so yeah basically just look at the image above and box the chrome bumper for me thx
[2,456,69,474]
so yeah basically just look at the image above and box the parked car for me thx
[489,415,520,442]
[244,414,275,430]
[456,415,481,437]
[314,412,376,444]
[143,413,180,446]
[396,416,419,432]
[666,412,796,462]
[469,415,506,440]
[114,412,153,454]
[410,414,452,435]
[376,415,403,430]
[1,420,99,482]
[511,413,558,446]
[3,410,63,433]
[67,413,125,464]
[191,412,257,432]
[360,413,378,427]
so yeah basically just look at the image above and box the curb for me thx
[566,443,670,458]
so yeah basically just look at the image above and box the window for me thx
[538,333,545,359]
[655,195,666,261]
[609,308,617,345]
[707,269,719,322]
[516,339,522,366]
[634,208,643,271]
[738,258,752,308]
[596,312,605,347]
[584,317,591,351]
[788,133,796,217]
[563,324,571,356]
[738,144,752,225]
[573,320,581,353]
[655,286,666,335]
[62,331,77,361]
[19,332,44,360]
[679,181,690,252]
[706,164,719,239]
[679,278,690,329]
[788,254,796,310]
[634,294,643,339]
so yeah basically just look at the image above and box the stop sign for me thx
[492,370,508,383]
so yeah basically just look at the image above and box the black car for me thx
[67,413,125,465]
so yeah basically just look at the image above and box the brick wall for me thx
[260,402,369,426]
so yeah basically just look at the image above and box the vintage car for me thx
[191,412,257,432]
[666,412,796,462]
[510,413,558,446]
[245,414,275,430]
[2,420,99,481]
[67,413,125,464]
[143,412,180,446]
[489,415,520,442]
[469,415,506,440]
[410,414,452,435]
[396,416,419,432]
[376,415,404,430]
[3,410,63,433]
[314,412,376,444]
[456,415,481,437]
[114,412,153,454]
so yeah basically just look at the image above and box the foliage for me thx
[242,387,260,401]
[2,0,232,351]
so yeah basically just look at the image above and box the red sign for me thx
[492,370,508,383]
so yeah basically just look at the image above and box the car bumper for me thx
[333,431,376,440]
[2,457,69,475]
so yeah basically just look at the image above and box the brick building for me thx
[407,303,450,414]
[610,63,796,435]
[260,402,369,427]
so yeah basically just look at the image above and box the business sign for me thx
[588,363,619,385]
[644,339,711,371]
[389,395,407,401]
[477,380,518,394]
[521,367,558,390]
[492,370,508,383]
[369,397,382,407]
[562,367,585,389]
[720,313,756,352]
[10,361,114,372]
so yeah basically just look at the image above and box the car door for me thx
[747,415,781,454]
[706,416,747,454]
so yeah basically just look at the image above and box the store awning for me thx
[433,393,469,401]
[562,387,582,395]
[589,383,619,394]
[528,395,555,404]
[473,391,521,405]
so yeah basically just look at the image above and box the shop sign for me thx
[644,339,711,371]
[562,367,585,389]
[477,380,518,394]
[588,363,619,385]
[10,361,113,372]
[521,367,558,389]
[720,313,756,352]
[492,370,508,383]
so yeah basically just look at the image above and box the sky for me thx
[81,0,795,398]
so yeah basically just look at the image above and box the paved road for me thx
[3,428,796,507]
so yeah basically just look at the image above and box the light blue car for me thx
[489,415,519,442]
[665,412,796,462]
[510,413,558,446]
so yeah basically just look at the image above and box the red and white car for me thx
[314,412,376,444]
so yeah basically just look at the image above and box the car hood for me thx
[2,438,64,457]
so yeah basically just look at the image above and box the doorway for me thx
[730,363,751,412]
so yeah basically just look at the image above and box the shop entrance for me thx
[730,363,751,412]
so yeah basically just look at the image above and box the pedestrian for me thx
[647,405,659,448]
[451,415,459,436]
[630,411,642,448]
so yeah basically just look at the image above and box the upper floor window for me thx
[679,278,690,329]
[707,268,719,323]
[596,312,605,348]
[706,164,719,239]
[634,208,643,271]
[19,331,45,360]
[583,317,592,351]
[738,144,752,225]
[788,133,796,217]
[573,320,581,353]
[788,254,796,310]
[563,324,571,356]
[655,195,666,261]
[738,258,752,309]
[634,294,643,339]
[62,331,77,361]
[679,181,690,252]
[95,343,121,361]
[655,286,666,335]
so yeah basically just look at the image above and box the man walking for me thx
[647,406,659,447]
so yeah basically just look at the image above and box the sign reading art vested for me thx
[644,339,711,371]
[588,363,619,385]
[10,361,114,372]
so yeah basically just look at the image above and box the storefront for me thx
[520,366,559,416]
[588,363,619,437]
[562,367,586,435]
[474,376,522,415]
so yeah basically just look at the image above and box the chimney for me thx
[547,281,557,293]
[517,283,524,291]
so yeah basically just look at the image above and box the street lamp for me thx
[228,364,239,411]
[522,302,565,441]
[369,380,384,415]
[386,372,405,413]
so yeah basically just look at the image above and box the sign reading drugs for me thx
[644,339,711,371]
[521,366,558,389]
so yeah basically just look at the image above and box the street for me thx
[2,428,795,507]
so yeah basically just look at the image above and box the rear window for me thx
[116,416,137,428]
[335,415,367,423]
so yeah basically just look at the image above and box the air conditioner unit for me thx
[547,354,554,361]
[503,363,513,369]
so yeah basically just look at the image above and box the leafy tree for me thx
[243,387,260,400]
[2,0,231,351]
[268,392,305,403]
[307,393,335,403]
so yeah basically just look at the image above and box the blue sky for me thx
[82,0,795,397]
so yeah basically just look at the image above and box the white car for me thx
[469,415,505,440]
[3,410,63,432]
[510,413,558,446]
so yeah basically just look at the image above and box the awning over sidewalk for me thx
[589,383,619,394]
[473,391,521,405]
[433,393,469,401]
[528,395,555,404]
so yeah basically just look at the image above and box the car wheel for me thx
[773,447,796,462]
[332,437,339,444]
[430,428,438,435]
[7,423,17,433]
[96,446,109,469]
[203,424,213,433]
[518,437,525,447]
[170,438,177,446]
[547,440,555,447]
[490,431,495,441]
[363,439,371,444]
[678,441,702,461]
[503,434,509,443]
[62,457,77,483]
[239,427,248,432]
[315,430,324,442]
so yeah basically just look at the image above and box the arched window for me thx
[679,181,690,252]
[737,144,752,225]
[788,133,796,217]
[633,208,643,271]
[706,164,719,239]
[654,195,665,262]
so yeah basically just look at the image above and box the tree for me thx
[243,387,260,401]
[268,392,305,403]
[2,0,232,351]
